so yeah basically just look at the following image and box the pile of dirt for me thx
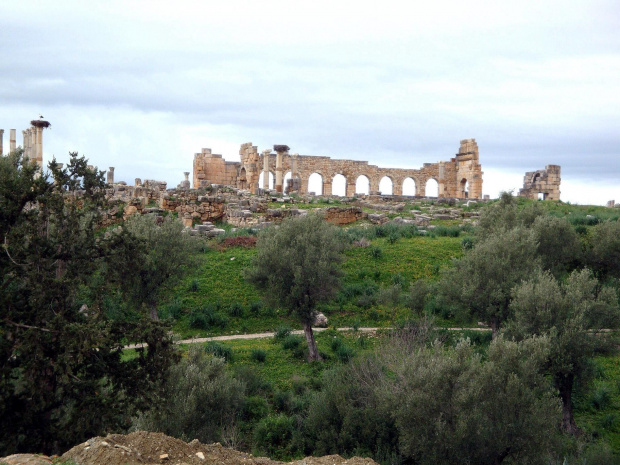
[53,431,378,465]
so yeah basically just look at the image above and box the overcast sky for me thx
[1,0,618,204]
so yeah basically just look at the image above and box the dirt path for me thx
[125,326,489,349]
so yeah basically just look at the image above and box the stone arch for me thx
[425,178,439,197]
[402,177,416,196]
[355,175,370,195]
[460,178,469,198]
[238,167,247,189]
[332,174,346,196]
[308,172,324,195]
[259,171,275,190]
[379,176,393,195]
[283,171,292,193]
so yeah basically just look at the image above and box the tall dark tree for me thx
[245,214,345,361]
[0,151,177,455]
[505,269,620,435]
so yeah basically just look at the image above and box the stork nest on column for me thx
[273,145,290,152]
[31,120,51,129]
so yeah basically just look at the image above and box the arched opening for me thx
[258,171,274,190]
[355,175,370,195]
[239,167,247,189]
[379,176,393,195]
[538,192,546,201]
[532,173,541,184]
[425,178,439,197]
[460,178,469,198]
[332,174,346,197]
[283,171,292,193]
[308,172,323,195]
[402,177,416,196]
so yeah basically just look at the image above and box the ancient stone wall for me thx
[518,165,561,201]
[193,139,483,199]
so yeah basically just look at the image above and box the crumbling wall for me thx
[518,165,561,201]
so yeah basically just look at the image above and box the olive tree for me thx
[439,227,541,337]
[245,214,345,361]
[505,269,620,435]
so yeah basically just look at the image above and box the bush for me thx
[273,390,293,413]
[189,306,229,330]
[205,342,234,362]
[590,386,612,410]
[241,396,269,421]
[251,348,267,363]
[133,346,245,444]
[282,335,303,351]
[335,345,355,363]
[274,325,292,341]
[253,415,295,460]
[228,303,245,318]
[249,301,262,316]
[370,246,383,260]
[159,299,183,320]
[188,279,199,292]
[330,337,343,352]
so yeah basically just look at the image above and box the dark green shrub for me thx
[282,335,303,351]
[335,345,355,363]
[228,302,245,318]
[461,237,474,250]
[370,246,383,260]
[234,366,272,396]
[274,325,292,341]
[160,299,183,320]
[253,415,294,460]
[241,395,269,421]
[249,301,262,315]
[590,386,612,410]
[205,342,234,362]
[188,279,199,292]
[387,232,399,244]
[251,348,267,363]
[330,337,343,352]
[273,389,293,412]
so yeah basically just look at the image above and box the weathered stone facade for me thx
[518,165,561,201]
[193,139,484,199]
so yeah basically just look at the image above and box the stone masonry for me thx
[518,165,561,201]
[193,139,484,199]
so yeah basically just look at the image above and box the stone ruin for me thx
[0,120,49,173]
[518,165,561,201]
[193,139,484,199]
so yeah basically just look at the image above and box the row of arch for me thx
[256,172,460,197]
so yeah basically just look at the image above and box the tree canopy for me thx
[0,151,177,455]
[245,213,345,360]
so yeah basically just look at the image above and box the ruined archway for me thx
[460,178,469,198]
[283,171,292,193]
[308,172,323,195]
[402,177,416,196]
[238,167,247,189]
[356,175,370,195]
[332,174,346,197]
[379,176,393,195]
[425,178,439,197]
[259,171,275,190]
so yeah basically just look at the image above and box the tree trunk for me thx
[150,303,159,321]
[558,375,580,435]
[303,322,322,362]
[490,316,500,339]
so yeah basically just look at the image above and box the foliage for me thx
[133,346,245,443]
[531,215,583,277]
[246,214,346,360]
[587,221,620,280]
[123,214,200,319]
[505,269,620,434]
[438,227,541,335]
[0,152,176,455]
[385,337,561,464]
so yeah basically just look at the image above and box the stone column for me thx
[323,180,332,196]
[393,181,402,196]
[274,145,289,193]
[0,129,3,155]
[9,129,16,154]
[34,127,43,171]
[369,177,380,195]
[29,129,36,162]
[107,167,115,185]
[21,130,27,159]
[262,149,271,190]
[346,177,356,197]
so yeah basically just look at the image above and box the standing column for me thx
[273,145,289,193]
[262,149,271,190]
[22,130,28,160]
[34,127,43,170]
[9,129,16,154]
[29,129,36,162]
[107,167,115,185]
[0,129,4,156]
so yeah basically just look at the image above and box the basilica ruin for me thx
[193,139,484,199]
